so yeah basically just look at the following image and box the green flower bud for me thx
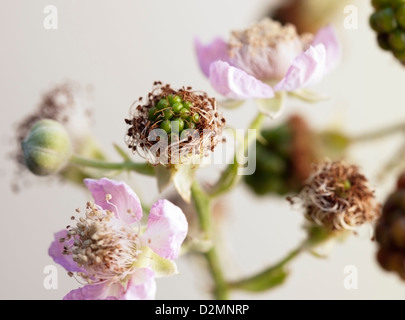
[21,119,72,176]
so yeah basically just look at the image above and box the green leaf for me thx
[230,265,289,292]
[173,164,198,203]
[155,165,173,192]
[289,89,329,103]
[219,99,246,109]
[255,91,286,119]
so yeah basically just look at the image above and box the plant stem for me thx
[229,244,304,292]
[229,226,332,293]
[208,113,266,198]
[191,182,229,299]
[70,154,155,176]
[350,122,405,144]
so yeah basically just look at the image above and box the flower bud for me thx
[21,119,72,176]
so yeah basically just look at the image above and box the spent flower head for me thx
[49,178,188,300]
[294,161,380,231]
[125,81,225,166]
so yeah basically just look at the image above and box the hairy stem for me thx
[70,154,155,176]
[350,122,405,144]
[191,182,229,299]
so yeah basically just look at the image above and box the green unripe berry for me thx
[163,108,173,120]
[148,107,158,121]
[389,30,405,50]
[21,119,72,176]
[396,4,405,28]
[168,95,182,105]
[160,119,172,134]
[185,121,196,129]
[172,102,184,113]
[378,33,391,50]
[394,0,405,9]
[179,108,190,119]
[183,101,193,109]
[394,48,405,62]
[370,8,398,33]
[171,118,185,132]
[156,98,169,110]
[372,0,393,9]
[191,113,200,123]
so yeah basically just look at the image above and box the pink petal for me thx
[312,25,341,72]
[84,178,143,225]
[141,199,188,260]
[63,282,122,300]
[195,37,230,77]
[274,44,326,92]
[209,61,274,99]
[48,230,84,273]
[121,268,156,300]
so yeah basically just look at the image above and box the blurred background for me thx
[1,0,405,299]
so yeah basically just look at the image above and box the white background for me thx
[1,0,405,299]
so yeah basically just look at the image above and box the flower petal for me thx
[274,44,326,92]
[209,61,274,100]
[194,37,229,77]
[48,230,84,273]
[312,25,341,72]
[121,268,156,300]
[84,178,143,224]
[141,199,188,260]
[63,282,122,300]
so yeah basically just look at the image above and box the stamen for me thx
[62,201,140,284]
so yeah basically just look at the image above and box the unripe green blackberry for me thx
[244,115,316,196]
[370,0,405,64]
[125,82,225,166]
[376,173,405,280]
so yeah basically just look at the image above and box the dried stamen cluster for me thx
[296,161,380,231]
